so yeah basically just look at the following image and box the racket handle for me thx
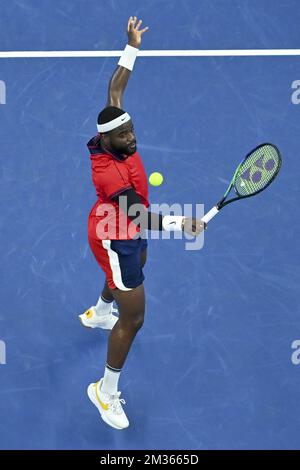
[201,206,219,224]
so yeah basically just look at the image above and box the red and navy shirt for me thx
[87,135,149,240]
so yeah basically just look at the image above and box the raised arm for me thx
[106,16,149,108]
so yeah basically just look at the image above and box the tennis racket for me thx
[201,143,282,225]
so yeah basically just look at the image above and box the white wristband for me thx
[118,44,139,71]
[162,215,185,232]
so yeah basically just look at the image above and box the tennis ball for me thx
[149,172,164,186]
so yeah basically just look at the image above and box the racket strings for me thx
[234,145,281,197]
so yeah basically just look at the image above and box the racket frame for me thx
[201,143,282,225]
[216,142,282,210]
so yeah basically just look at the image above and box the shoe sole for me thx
[78,315,118,330]
[87,383,126,430]
[78,316,92,329]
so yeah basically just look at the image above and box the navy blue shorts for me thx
[92,237,147,291]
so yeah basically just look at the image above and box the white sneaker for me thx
[78,305,118,330]
[87,378,129,430]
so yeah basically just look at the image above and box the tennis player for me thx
[79,16,206,429]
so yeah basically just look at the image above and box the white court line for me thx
[0,49,300,58]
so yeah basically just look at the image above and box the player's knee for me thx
[131,313,144,332]
[119,311,144,332]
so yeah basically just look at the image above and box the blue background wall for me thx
[0,0,300,450]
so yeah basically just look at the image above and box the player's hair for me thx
[97,106,126,127]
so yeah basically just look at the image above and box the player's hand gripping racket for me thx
[201,143,282,225]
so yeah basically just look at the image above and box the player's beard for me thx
[111,141,136,157]
[123,142,137,156]
[125,143,136,155]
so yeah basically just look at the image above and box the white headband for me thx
[97,112,131,133]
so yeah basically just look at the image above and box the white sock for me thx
[101,364,121,395]
[94,295,112,316]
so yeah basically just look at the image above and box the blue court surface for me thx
[1,0,300,450]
